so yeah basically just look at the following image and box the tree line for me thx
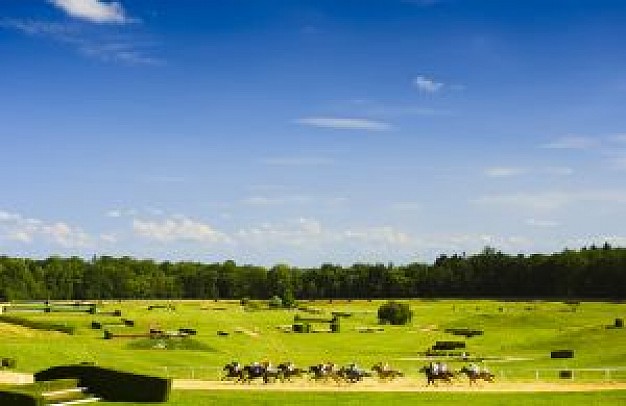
[0,244,625,301]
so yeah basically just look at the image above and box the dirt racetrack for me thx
[172,378,626,392]
[4,371,626,393]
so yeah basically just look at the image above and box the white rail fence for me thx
[156,365,626,382]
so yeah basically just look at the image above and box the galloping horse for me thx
[260,361,281,383]
[242,363,268,383]
[309,363,342,384]
[371,363,404,380]
[222,362,244,382]
[419,365,454,386]
[338,365,370,383]
[459,366,495,385]
[277,362,305,382]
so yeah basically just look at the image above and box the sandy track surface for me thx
[4,372,626,393]
[173,378,626,392]
[0,371,34,385]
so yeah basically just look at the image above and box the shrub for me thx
[268,296,283,308]
[377,301,413,325]
[35,365,171,403]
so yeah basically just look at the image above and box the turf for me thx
[96,389,626,406]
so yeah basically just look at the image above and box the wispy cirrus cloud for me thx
[295,117,391,131]
[473,190,626,211]
[541,135,598,150]
[483,166,573,178]
[132,215,231,244]
[242,196,347,207]
[414,75,444,93]
[48,0,133,24]
[525,218,559,228]
[484,167,528,178]
[0,17,160,65]
[260,157,334,166]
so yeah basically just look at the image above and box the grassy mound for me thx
[126,337,214,351]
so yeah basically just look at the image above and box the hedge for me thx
[35,365,171,403]
[0,391,38,406]
[0,315,75,334]
[0,379,80,406]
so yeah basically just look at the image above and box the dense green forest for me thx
[0,244,625,301]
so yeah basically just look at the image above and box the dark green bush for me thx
[268,295,283,308]
[35,365,171,403]
[0,391,38,406]
[377,301,413,325]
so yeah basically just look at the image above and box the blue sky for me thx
[2,0,626,266]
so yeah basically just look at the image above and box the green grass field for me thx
[2,299,626,405]
[95,389,626,406]
[2,299,625,381]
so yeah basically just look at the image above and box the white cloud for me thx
[242,196,347,207]
[237,218,324,247]
[473,193,571,211]
[0,18,75,36]
[344,226,412,245]
[106,209,122,218]
[525,219,559,228]
[543,166,574,176]
[484,166,573,178]
[390,202,422,211]
[295,117,391,131]
[49,0,131,24]
[100,233,118,243]
[237,219,412,248]
[484,167,527,178]
[132,216,231,244]
[0,210,93,247]
[541,135,598,149]
[260,157,334,166]
[414,75,444,93]
[609,134,626,144]
[0,17,159,66]
[474,190,626,211]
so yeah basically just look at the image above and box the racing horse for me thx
[419,365,454,386]
[459,366,495,385]
[242,363,269,383]
[371,362,405,380]
[276,362,305,382]
[338,364,371,383]
[222,362,245,382]
[308,363,343,384]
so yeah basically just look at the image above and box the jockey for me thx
[382,362,390,372]
[440,363,448,374]
[469,363,479,374]
[432,362,440,375]
[232,361,241,372]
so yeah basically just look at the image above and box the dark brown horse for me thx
[459,366,495,385]
[419,365,454,386]
[308,363,342,384]
[277,362,305,382]
[371,363,404,380]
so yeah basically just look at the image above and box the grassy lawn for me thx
[97,389,626,406]
[1,299,625,382]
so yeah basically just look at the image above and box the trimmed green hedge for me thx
[0,379,79,406]
[0,391,39,406]
[34,364,171,403]
[0,315,75,334]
